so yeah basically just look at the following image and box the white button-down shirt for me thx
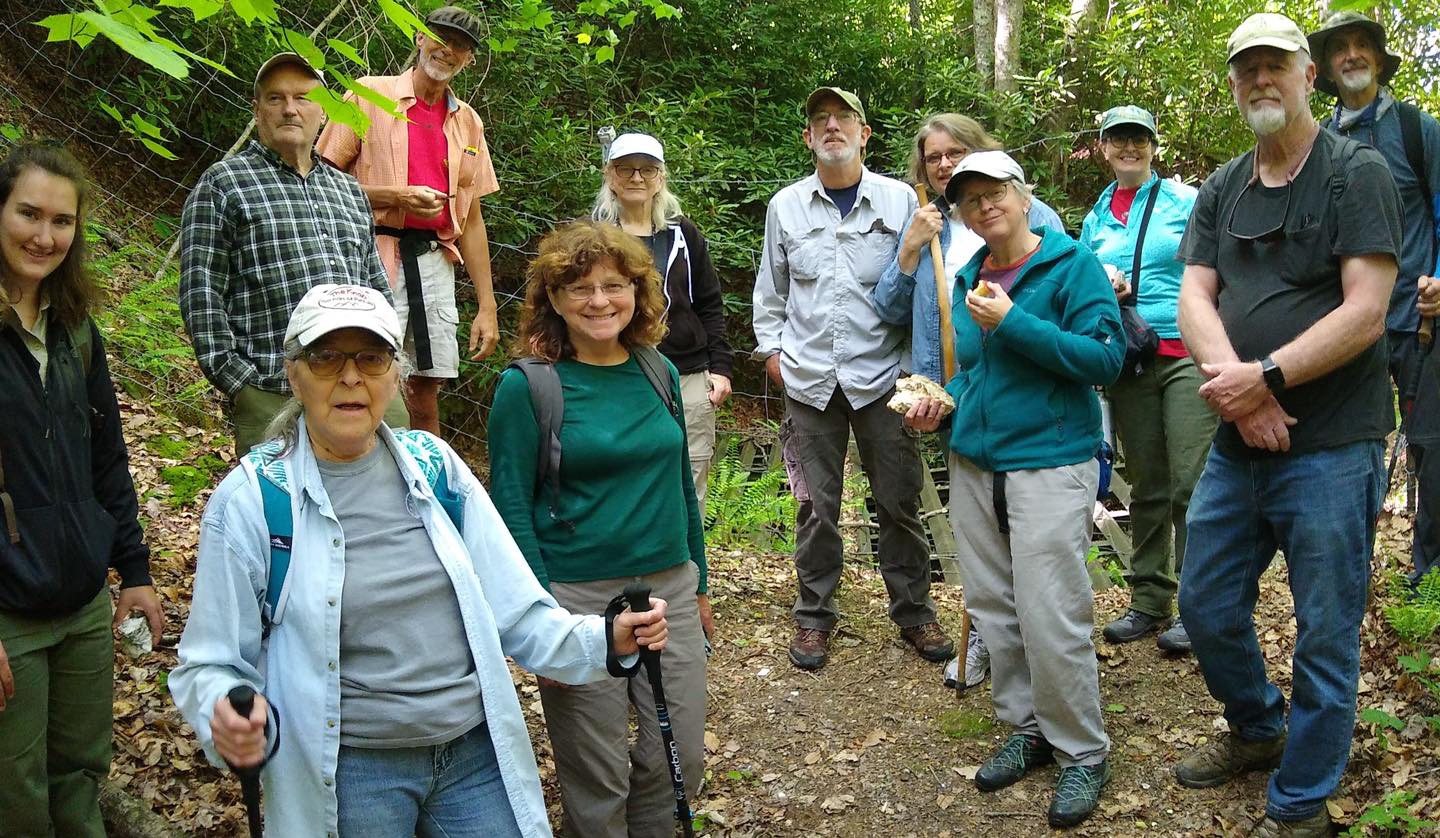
[753,167,917,410]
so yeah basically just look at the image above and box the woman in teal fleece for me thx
[487,221,707,838]
[906,151,1123,829]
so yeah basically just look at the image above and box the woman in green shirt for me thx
[488,220,708,838]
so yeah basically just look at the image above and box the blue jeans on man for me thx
[1180,440,1383,821]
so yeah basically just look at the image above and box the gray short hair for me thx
[259,337,410,454]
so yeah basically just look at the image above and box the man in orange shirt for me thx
[318,5,499,434]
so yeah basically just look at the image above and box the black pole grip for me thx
[228,684,256,721]
[623,582,652,615]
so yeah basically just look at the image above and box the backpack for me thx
[1324,100,1435,267]
[506,346,680,528]
[244,429,464,633]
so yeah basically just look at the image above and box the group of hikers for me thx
[2,4,1438,837]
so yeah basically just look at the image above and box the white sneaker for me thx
[942,631,991,690]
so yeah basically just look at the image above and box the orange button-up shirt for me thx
[317,69,499,286]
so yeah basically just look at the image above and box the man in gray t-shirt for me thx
[318,442,482,747]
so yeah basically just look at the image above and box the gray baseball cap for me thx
[1227,13,1309,63]
[253,52,324,96]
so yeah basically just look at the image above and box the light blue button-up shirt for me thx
[753,167,918,410]
[170,421,615,838]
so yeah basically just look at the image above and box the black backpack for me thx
[506,346,680,529]
[1324,100,1435,268]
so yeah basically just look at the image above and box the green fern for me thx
[1384,568,1440,643]
[705,438,797,551]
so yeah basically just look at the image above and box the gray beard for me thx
[1337,67,1375,96]
[816,144,859,165]
[1246,106,1287,137]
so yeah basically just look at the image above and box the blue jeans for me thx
[335,722,523,838]
[1180,440,1383,821]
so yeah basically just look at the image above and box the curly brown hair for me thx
[516,220,668,362]
[0,142,98,328]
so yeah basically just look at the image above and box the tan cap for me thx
[805,87,866,124]
[1227,13,1309,63]
[253,52,324,96]
[284,285,403,350]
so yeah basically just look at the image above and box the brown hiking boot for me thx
[789,627,831,670]
[899,621,955,662]
[1174,730,1285,789]
[1249,810,1331,837]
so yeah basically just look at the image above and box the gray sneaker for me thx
[942,631,991,690]
[1157,617,1192,654]
[1174,729,1285,789]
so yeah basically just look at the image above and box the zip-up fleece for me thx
[0,316,151,617]
[945,227,1125,472]
[655,217,734,378]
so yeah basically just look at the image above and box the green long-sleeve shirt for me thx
[487,354,707,593]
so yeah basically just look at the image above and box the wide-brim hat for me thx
[944,150,1026,205]
[1308,11,1402,97]
[285,284,403,350]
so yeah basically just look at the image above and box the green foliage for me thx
[704,436,796,551]
[1384,569,1440,643]
[1359,706,1405,750]
[1086,544,1127,588]
[1342,791,1438,837]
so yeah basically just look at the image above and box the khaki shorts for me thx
[392,244,460,378]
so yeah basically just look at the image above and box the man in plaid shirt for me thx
[180,52,407,454]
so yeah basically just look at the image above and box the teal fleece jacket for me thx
[945,226,1125,472]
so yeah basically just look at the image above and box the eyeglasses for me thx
[808,110,860,127]
[1225,176,1291,243]
[958,182,1012,212]
[924,149,968,166]
[559,280,634,301]
[301,347,396,378]
[1103,133,1152,149]
[613,164,662,181]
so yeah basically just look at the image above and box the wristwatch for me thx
[1260,356,1286,393]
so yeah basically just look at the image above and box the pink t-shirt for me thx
[405,95,452,232]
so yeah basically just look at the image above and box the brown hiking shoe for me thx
[899,621,955,662]
[1174,730,1285,789]
[1249,810,1331,837]
[789,627,831,670]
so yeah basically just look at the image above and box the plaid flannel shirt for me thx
[180,141,392,398]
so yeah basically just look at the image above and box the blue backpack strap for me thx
[244,442,293,634]
[394,429,464,532]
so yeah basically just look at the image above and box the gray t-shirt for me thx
[318,440,484,748]
[1178,130,1402,458]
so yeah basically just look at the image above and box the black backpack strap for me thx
[1398,101,1436,268]
[506,358,566,521]
[631,346,681,423]
[1126,179,1163,307]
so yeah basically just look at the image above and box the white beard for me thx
[1245,104,1287,137]
[1336,66,1375,96]
[419,53,459,83]
[814,142,859,165]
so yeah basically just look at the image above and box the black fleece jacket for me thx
[655,217,734,378]
[0,316,151,618]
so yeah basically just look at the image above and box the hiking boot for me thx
[788,626,831,670]
[1174,730,1286,789]
[1156,617,1192,654]
[1103,609,1166,643]
[900,621,955,662]
[1048,760,1111,828]
[1249,810,1331,837]
[975,734,1055,792]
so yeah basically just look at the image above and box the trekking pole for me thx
[623,583,695,838]
[226,685,266,838]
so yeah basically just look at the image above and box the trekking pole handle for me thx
[228,684,255,721]
[623,582,653,616]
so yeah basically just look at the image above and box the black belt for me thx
[375,226,440,370]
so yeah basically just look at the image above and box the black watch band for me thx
[1261,356,1285,393]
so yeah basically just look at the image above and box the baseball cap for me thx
[285,285,404,350]
[944,150,1026,205]
[805,87,866,124]
[1227,13,1309,63]
[1099,105,1157,139]
[426,6,484,49]
[1308,11,1401,97]
[606,133,665,164]
[253,52,324,96]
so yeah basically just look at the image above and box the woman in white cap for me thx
[592,132,733,506]
[170,283,670,838]
[1079,105,1210,654]
[904,151,1123,828]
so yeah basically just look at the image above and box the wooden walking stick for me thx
[915,183,970,688]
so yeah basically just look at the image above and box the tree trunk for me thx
[1063,0,1103,56]
[993,0,1022,94]
[100,781,176,838]
[974,0,995,88]
[910,0,926,110]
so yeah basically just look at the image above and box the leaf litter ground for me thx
[112,401,1439,836]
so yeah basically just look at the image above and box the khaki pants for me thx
[0,590,113,838]
[230,385,411,455]
[678,372,717,510]
[538,563,707,838]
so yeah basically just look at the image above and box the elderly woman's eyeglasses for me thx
[560,280,634,301]
[614,165,662,181]
[924,149,968,166]
[959,182,1012,211]
[301,348,395,377]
